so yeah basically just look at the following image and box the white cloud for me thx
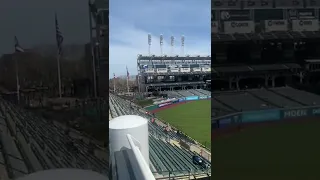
[109,0,211,76]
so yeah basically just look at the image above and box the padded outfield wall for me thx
[212,105,320,130]
[145,95,211,112]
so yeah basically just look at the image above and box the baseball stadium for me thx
[109,35,211,179]
[212,0,320,179]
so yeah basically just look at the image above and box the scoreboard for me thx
[212,0,320,33]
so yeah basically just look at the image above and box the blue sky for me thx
[109,0,211,77]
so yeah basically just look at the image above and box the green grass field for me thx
[212,120,320,180]
[156,100,211,149]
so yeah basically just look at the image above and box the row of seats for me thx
[212,87,320,118]
[0,98,108,179]
[164,89,211,98]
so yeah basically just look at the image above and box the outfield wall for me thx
[212,105,320,129]
[145,95,211,112]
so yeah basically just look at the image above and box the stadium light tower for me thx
[148,34,151,56]
[170,36,174,56]
[160,34,164,56]
[181,35,185,57]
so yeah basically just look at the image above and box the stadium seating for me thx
[109,94,210,176]
[0,98,108,180]
[163,89,211,98]
[212,87,320,118]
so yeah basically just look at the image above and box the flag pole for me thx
[57,52,62,98]
[55,12,63,98]
[88,1,97,98]
[126,67,129,93]
[113,73,116,93]
[14,55,20,104]
[127,77,129,93]
[91,46,97,98]
[13,36,23,104]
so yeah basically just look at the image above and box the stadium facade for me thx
[212,0,320,128]
[137,35,211,93]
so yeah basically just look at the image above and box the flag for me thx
[14,36,24,52]
[126,66,129,79]
[55,13,64,56]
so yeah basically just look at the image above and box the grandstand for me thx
[109,93,211,179]
[137,35,211,93]
[212,0,320,121]
[0,97,108,179]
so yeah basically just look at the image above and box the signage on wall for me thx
[283,109,308,118]
[212,0,319,9]
[212,0,272,9]
[265,20,288,32]
[224,21,254,33]
[292,19,319,31]
[220,10,251,21]
[287,9,316,20]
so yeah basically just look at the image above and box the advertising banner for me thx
[213,0,272,9]
[224,21,255,34]
[220,10,251,21]
[185,96,199,101]
[265,20,288,32]
[219,117,232,128]
[179,97,186,102]
[216,114,241,128]
[292,19,319,31]
[282,108,308,118]
[158,102,172,108]
[178,97,185,102]
[311,107,320,115]
[199,96,207,100]
[287,9,316,20]
[172,99,179,104]
[242,110,280,123]
[212,21,219,33]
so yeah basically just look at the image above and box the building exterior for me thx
[137,54,211,92]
